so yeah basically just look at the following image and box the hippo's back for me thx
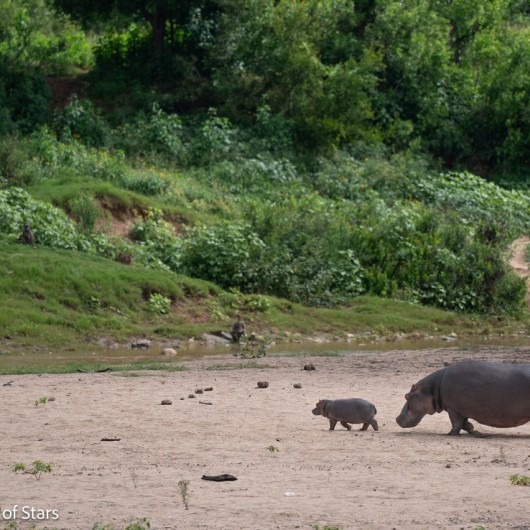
[441,360,530,427]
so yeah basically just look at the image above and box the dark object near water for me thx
[231,315,246,342]
[257,381,269,388]
[18,223,35,245]
[160,399,172,405]
[293,383,302,389]
[303,363,316,371]
[101,437,121,442]
[396,360,530,436]
[312,398,379,431]
[77,368,113,373]
[202,474,238,482]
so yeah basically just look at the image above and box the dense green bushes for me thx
[1,105,528,315]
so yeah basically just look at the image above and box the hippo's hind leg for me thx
[462,419,485,437]
[360,419,379,431]
[340,421,352,430]
[447,409,465,435]
[328,419,338,431]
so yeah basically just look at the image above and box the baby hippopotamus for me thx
[312,398,378,431]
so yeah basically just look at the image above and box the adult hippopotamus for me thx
[312,398,378,431]
[396,360,530,435]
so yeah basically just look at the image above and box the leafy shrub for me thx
[114,105,184,161]
[57,97,111,147]
[180,222,266,292]
[0,67,50,135]
[0,188,87,250]
[148,293,171,314]
[68,194,100,233]
[189,109,235,166]
[130,209,182,271]
[287,249,366,307]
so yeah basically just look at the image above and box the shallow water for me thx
[1,334,529,373]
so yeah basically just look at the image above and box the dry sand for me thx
[1,347,529,530]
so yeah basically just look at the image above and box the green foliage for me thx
[180,222,266,292]
[148,293,171,314]
[68,193,100,233]
[232,335,271,359]
[510,474,530,486]
[0,66,50,135]
[0,0,92,73]
[178,480,190,510]
[58,97,111,147]
[91,518,151,530]
[114,104,184,161]
[129,208,181,271]
[213,0,380,147]
[0,187,86,250]
[13,460,53,480]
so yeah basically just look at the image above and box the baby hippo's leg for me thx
[340,421,352,430]
[328,418,338,430]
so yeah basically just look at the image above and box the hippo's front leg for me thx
[328,418,338,430]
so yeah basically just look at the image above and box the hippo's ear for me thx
[405,384,418,400]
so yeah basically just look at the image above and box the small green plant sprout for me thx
[510,474,530,486]
[34,396,49,406]
[13,460,53,480]
[148,293,171,314]
[313,525,343,530]
[125,518,151,530]
[266,445,279,453]
[178,479,190,510]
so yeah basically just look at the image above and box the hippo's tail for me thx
[373,405,377,415]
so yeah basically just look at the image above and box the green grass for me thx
[206,361,274,371]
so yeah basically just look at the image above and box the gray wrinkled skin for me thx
[396,360,530,436]
[312,398,378,431]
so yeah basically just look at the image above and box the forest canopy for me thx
[0,0,526,172]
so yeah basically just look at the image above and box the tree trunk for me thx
[149,4,168,55]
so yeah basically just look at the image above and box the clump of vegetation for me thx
[91,518,151,530]
[510,474,530,486]
[34,396,49,406]
[13,460,53,480]
[266,445,279,453]
[178,479,191,510]
[232,336,271,359]
[148,293,171,314]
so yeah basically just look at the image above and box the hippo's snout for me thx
[396,404,423,428]
[312,406,322,416]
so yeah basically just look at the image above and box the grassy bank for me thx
[1,243,528,375]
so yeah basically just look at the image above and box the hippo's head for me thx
[312,400,326,417]
[396,384,436,428]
